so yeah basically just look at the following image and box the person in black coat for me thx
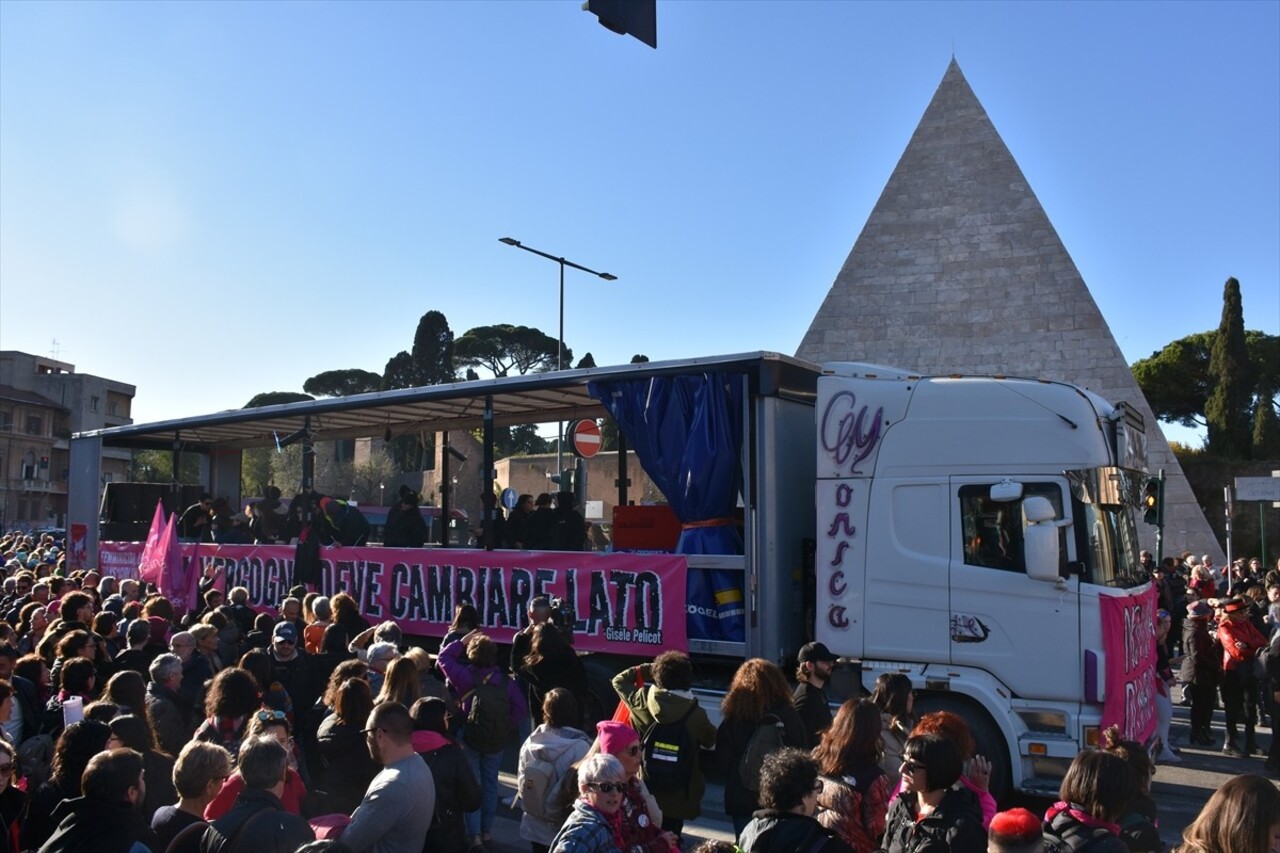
[505,494,535,549]
[384,490,429,548]
[34,742,157,853]
[314,678,380,815]
[1040,750,1135,853]
[527,494,556,550]
[716,659,809,837]
[1179,601,1221,746]
[411,697,481,853]
[518,623,588,727]
[881,734,985,853]
[737,748,852,853]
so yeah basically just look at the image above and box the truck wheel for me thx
[581,657,623,731]
[914,693,1012,803]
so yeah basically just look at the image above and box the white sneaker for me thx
[1158,750,1182,763]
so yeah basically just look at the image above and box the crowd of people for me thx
[1145,550,1278,770]
[0,528,1275,853]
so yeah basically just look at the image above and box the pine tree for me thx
[1253,382,1280,457]
[1205,277,1253,458]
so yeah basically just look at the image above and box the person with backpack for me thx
[737,747,854,853]
[812,700,891,853]
[612,652,716,841]
[411,697,481,853]
[517,688,592,853]
[716,659,807,837]
[1040,750,1134,853]
[438,630,528,852]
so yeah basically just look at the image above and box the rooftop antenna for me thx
[49,338,61,359]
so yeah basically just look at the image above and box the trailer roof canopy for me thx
[74,352,820,453]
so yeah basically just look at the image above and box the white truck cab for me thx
[815,363,1151,795]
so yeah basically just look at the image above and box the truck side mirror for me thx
[1023,496,1060,583]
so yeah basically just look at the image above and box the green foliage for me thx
[381,351,417,391]
[1132,329,1278,429]
[412,310,457,386]
[244,391,314,408]
[1253,387,1280,457]
[455,324,570,377]
[575,352,597,369]
[350,450,399,504]
[241,447,274,495]
[381,312,456,391]
[1205,277,1253,458]
[1131,332,1214,427]
[130,449,200,484]
[303,369,382,397]
[630,354,650,364]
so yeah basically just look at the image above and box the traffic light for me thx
[1142,478,1162,526]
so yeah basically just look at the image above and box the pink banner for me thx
[97,542,688,656]
[1099,585,1158,743]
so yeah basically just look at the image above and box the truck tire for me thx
[913,693,1012,803]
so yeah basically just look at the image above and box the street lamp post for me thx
[498,237,616,478]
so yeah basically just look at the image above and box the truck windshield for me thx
[1068,467,1145,588]
[1073,499,1144,588]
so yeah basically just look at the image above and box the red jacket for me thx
[1217,617,1267,672]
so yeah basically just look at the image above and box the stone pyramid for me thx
[796,58,1222,563]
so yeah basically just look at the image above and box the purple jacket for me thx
[438,639,529,725]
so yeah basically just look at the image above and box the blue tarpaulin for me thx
[588,373,746,642]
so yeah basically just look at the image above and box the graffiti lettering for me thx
[820,390,884,475]
[828,606,850,629]
[826,514,856,538]
[829,571,847,597]
[830,541,849,567]
[835,483,853,507]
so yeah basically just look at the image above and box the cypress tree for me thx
[1253,383,1280,457]
[1205,277,1253,458]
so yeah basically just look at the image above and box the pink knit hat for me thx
[596,720,639,755]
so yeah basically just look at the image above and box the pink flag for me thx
[137,500,167,585]
[155,507,184,605]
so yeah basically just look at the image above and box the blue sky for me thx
[2,1,1276,446]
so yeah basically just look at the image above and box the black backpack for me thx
[640,702,699,796]
[739,713,786,793]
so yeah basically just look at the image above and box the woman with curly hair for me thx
[20,719,110,851]
[813,700,891,853]
[316,677,380,814]
[870,673,915,786]
[908,711,995,828]
[331,591,370,641]
[1174,773,1280,853]
[716,658,807,836]
[192,667,260,759]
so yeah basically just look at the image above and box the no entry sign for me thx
[569,419,603,458]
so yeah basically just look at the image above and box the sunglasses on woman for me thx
[586,782,625,794]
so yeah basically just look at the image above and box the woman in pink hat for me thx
[590,721,677,853]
